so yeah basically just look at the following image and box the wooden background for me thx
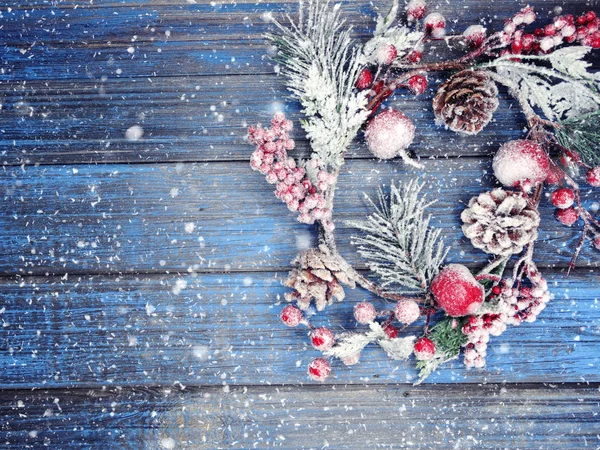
[1,0,599,448]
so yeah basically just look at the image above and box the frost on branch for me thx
[268,0,369,168]
[349,179,448,294]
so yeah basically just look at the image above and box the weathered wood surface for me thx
[1,384,598,449]
[2,0,600,447]
[1,270,599,388]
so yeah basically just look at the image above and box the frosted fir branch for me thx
[267,0,369,168]
[348,179,449,295]
[556,110,600,167]
[323,322,415,360]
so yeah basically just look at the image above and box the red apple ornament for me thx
[430,264,485,317]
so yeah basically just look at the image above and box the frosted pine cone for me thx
[461,188,540,256]
[432,70,499,135]
[283,245,355,311]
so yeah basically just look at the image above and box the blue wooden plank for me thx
[0,75,526,164]
[0,384,598,449]
[1,159,598,275]
[0,270,598,388]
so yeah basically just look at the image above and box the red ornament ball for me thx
[354,301,377,324]
[281,305,303,327]
[550,188,575,209]
[586,167,600,187]
[556,207,579,226]
[492,140,550,191]
[310,327,335,350]
[375,43,398,65]
[308,358,331,381]
[365,109,416,160]
[355,68,373,90]
[407,75,428,95]
[414,337,436,361]
[383,323,399,339]
[394,299,421,324]
[430,264,485,317]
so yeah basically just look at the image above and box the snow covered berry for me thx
[550,188,575,209]
[593,236,600,250]
[354,301,377,324]
[463,25,487,47]
[310,327,335,350]
[545,165,564,185]
[375,43,398,65]
[407,75,428,95]
[365,109,415,160]
[356,68,373,90]
[556,207,579,226]
[341,353,361,366]
[406,0,426,21]
[308,358,331,381]
[407,48,423,63]
[424,13,445,38]
[586,167,600,187]
[281,305,303,327]
[492,140,550,191]
[395,299,421,325]
[414,337,436,360]
[430,264,484,317]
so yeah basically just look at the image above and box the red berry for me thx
[492,140,550,191]
[564,14,575,24]
[414,337,436,361]
[394,298,421,324]
[310,327,335,350]
[592,38,600,49]
[281,305,303,327]
[407,50,422,63]
[576,15,587,25]
[354,301,377,324]
[407,75,428,95]
[593,236,600,251]
[586,167,600,187]
[308,358,331,381]
[511,40,523,53]
[550,188,575,209]
[556,207,579,226]
[406,0,426,21]
[492,286,502,295]
[430,264,484,317]
[355,68,373,90]
[545,165,564,185]
[565,34,578,43]
[586,11,597,22]
[544,24,556,36]
[383,323,398,339]
[534,28,545,37]
[375,44,397,65]
[463,25,487,48]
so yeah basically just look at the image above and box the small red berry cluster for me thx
[249,113,335,232]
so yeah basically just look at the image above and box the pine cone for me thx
[461,188,540,256]
[432,70,499,135]
[283,245,355,311]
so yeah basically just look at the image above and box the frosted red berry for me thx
[383,323,399,339]
[281,305,303,327]
[414,337,436,361]
[424,13,445,38]
[463,25,487,48]
[308,358,331,381]
[586,167,600,187]
[354,301,377,324]
[550,188,575,209]
[492,140,550,191]
[407,75,428,95]
[356,68,373,90]
[406,0,426,21]
[430,264,484,317]
[375,43,398,65]
[556,207,579,226]
[593,236,600,251]
[407,49,422,63]
[394,298,421,324]
[492,285,502,295]
[310,327,335,350]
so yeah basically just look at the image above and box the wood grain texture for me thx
[1,384,598,449]
[1,270,598,388]
[1,158,598,276]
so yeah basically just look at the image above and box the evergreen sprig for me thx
[267,0,369,168]
[556,110,600,167]
[348,179,449,294]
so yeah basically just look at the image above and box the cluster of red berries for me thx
[505,9,600,55]
[249,113,334,232]
[497,268,550,326]
[461,313,505,369]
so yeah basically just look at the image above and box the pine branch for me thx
[556,110,600,167]
[348,179,449,295]
[267,0,369,168]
